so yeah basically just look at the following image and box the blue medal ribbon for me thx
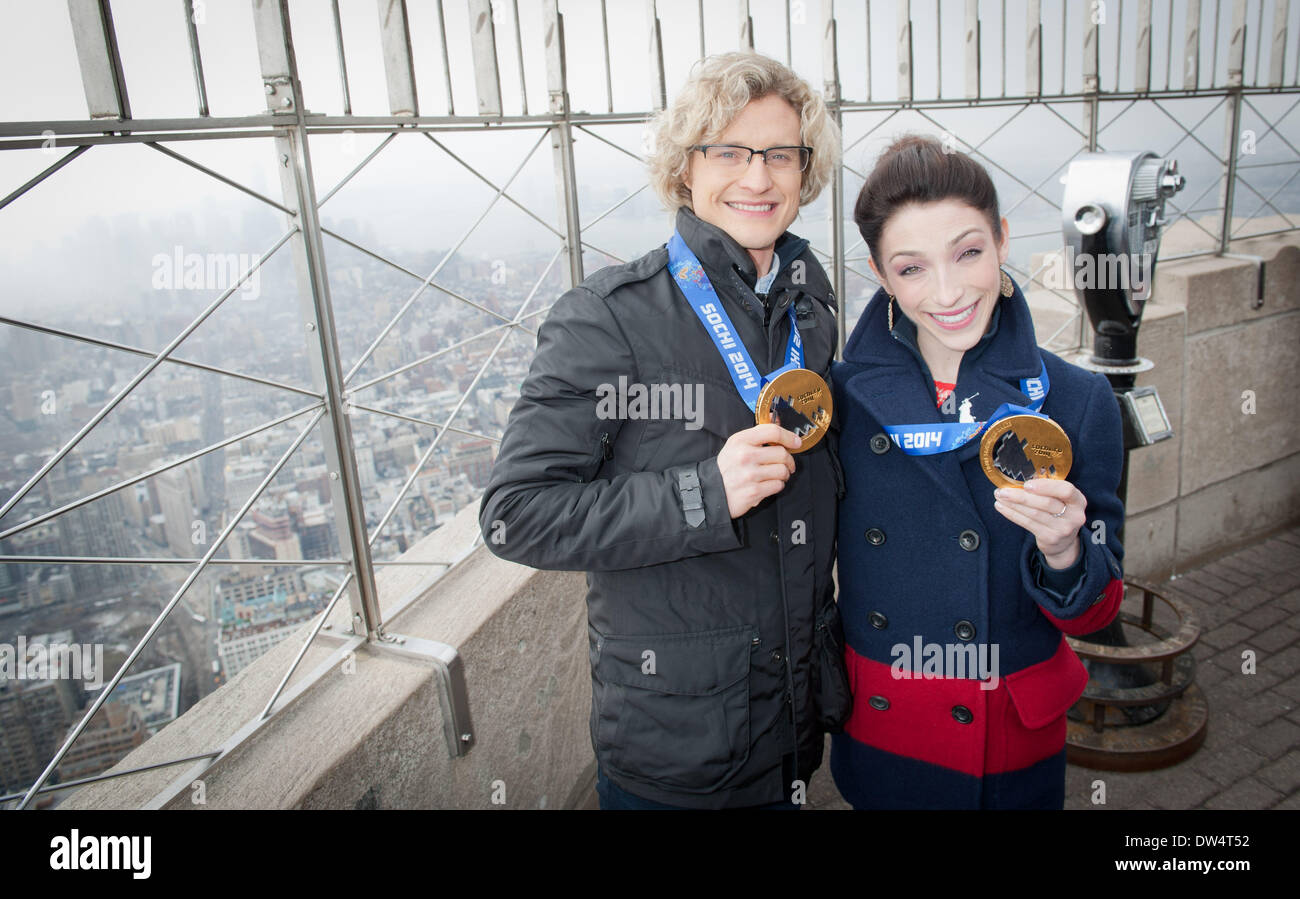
[883,361,1050,455]
[667,231,802,413]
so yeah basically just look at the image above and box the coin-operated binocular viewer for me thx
[1063,151,1183,454]
[1058,152,1207,770]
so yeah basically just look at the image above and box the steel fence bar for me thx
[0,227,297,521]
[0,145,91,212]
[315,132,398,207]
[347,302,552,395]
[341,127,552,384]
[147,142,295,214]
[17,407,326,809]
[182,0,209,116]
[0,401,323,541]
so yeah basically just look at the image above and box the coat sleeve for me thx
[477,284,742,572]
[1018,369,1125,633]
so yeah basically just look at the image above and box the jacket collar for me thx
[673,206,813,296]
[843,278,1044,384]
[836,276,1047,513]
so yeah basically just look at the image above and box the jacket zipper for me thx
[585,431,612,478]
[768,302,801,799]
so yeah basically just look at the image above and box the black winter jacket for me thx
[479,206,842,807]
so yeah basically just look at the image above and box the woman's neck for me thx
[917,331,963,384]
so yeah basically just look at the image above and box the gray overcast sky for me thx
[1,1,1297,319]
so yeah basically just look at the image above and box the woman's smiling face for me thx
[868,198,1011,374]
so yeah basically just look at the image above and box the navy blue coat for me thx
[829,278,1126,809]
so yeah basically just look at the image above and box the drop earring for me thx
[999,269,1014,298]
[887,294,895,330]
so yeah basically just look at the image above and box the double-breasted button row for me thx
[865,613,972,639]
[866,697,974,723]
[867,527,980,551]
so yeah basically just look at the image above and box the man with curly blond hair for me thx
[481,52,843,809]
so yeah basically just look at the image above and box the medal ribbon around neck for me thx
[666,230,803,413]
[882,361,1051,456]
[667,231,832,452]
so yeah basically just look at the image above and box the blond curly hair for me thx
[647,52,840,213]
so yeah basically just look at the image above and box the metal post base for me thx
[317,629,475,759]
[1064,579,1209,772]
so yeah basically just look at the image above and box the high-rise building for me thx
[215,580,326,678]
[199,374,226,519]
[54,703,146,784]
[0,630,88,795]
[155,468,197,557]
[448,439,495,488]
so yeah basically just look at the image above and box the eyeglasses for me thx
[693,145,813,172]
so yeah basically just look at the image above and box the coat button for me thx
[958,529,980,551]
[769,530,779,544]
[868,611,889,630]
[952,705,973,724]
[771,649,783,663]
[870,433,891,454]
[865,527,886,546]
[869,695,890,710]
[954,620,975,641]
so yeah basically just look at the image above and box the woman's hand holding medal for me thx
[992,477,1087,569]
[717,423,802,518]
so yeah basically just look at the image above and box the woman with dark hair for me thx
[830,134,1127,809]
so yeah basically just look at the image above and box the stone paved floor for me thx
[806,524,1300,810]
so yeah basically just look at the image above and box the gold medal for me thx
[979,414,1073,488]
[755,368,833,453]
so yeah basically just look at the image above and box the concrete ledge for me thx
[1180,312,1300,495]
[1175,451,1300,569]
[1123,503,1178,582]
[1155,235,1300,333]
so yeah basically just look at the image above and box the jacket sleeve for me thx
[478,284,742,572]
[1018,369,1125,632]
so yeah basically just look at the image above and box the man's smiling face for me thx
[683,93,804,274]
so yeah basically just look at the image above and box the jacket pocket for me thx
[826,427,845,500]
[1003,636,1089,729]
[812,591,853,732]
[593,624,755,793]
